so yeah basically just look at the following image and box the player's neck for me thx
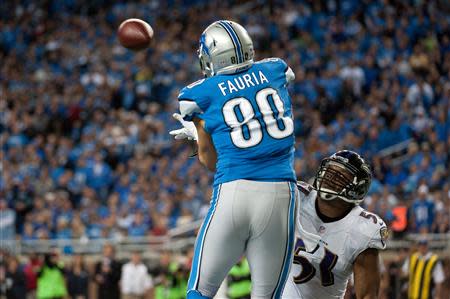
[316,197,353,223]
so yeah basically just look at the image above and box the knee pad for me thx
[187,290,212,299]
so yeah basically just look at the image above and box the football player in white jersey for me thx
[282,150,388,299]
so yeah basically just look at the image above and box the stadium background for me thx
[0,0,449,298]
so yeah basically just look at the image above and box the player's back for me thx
[178,58,296,185]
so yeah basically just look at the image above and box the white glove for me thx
[169,113,198,141]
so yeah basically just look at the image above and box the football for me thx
[118,18,153,50]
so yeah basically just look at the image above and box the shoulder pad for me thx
[178,79,207,100]
[258,57,286,65]
[185,78,206,89]
[178,100,202,121]
[178,79,210,121]
[346,209,387,262]
[356,209,388,250]
[257,57,294,84]
[297,181,314,196]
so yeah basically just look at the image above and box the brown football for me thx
[118,18,153,50]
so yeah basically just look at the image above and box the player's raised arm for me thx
[193,118,216,171]
[353,248,381,299]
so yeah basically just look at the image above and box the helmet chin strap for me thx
[209,62,215,77]
[198,48,214,77]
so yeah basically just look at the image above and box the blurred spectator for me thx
[127,211,150,237]
[0,199,15,240]
[402,238,445,299]
[152,251,187,299]
[406,76,434,109]
[23,253,42,299]
[66,255,89,299]
[36,252,67,299]
[0,260,7,299]
[120,251,152,299]
[94,244,121,299]
[0,256,27,299]
[410,185,435,232]
[227,258,251,299]
[12,181,34,234]
[339,59,365,97]
[150,215,168,236]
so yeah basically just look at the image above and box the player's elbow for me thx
[355,285,379,299]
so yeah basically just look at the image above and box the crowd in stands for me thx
[1,244,450,299]
[0,244,192,299]
[1,0,449,283]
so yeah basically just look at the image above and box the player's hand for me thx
[170,128,197,140]
[169,113,198,141]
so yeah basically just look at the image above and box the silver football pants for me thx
[187,180,297,299]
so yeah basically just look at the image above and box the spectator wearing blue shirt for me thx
[22,221,36,242]
[0,199,16,240]
[410,184,435,232]
[362,126,382,155]
[404,164,421,193]
[54,218,72,239]
[433,108,449,142]
[128,211,150,237]
[385,165,408,189]
[86,153,113,199]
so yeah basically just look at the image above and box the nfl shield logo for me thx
[318,226,326,234]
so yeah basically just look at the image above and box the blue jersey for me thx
[178,58,296,185]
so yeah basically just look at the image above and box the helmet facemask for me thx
[198,35,214,77]
[313,158,371,204]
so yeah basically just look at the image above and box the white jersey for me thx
[282,181,387,299]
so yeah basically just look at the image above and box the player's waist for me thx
[217,146,294,166]
[214,155,296,185]
[226,179,295,191]
[214,171,296,186]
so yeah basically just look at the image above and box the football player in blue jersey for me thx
[169,20,297,299]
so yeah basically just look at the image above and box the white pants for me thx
[188,180,297,299]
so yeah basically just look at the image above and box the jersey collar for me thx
[315,197,353,223]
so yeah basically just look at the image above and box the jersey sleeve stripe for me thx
[179,100,202,121]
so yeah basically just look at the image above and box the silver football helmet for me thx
[198,20,254,77]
